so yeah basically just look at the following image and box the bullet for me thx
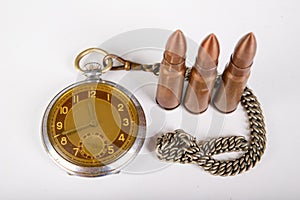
[214,32,257,113]
[184,34,220,114]
[156,30,187,109]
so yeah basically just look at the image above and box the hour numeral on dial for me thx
[73,147,79,156]
[107,93,110,101]
[73,95,79,103]
[122,118,129,126]
[118,134,125,142]
[61,137,67,145]
[118,104,124,112]
[108,146,114,154]
[60,106,68,114]
[88,90,96,98]
[56,122,63,130]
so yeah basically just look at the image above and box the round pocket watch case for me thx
[42,78,146,177]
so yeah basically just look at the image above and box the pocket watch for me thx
[41,48,146,177]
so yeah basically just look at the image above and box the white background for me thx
[1,0,299,199]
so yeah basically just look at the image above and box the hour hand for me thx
[87,101,98,127]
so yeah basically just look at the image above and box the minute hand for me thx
[87,101,99,126]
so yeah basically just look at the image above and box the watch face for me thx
[42,79,146,176]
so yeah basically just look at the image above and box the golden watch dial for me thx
[46,82,140,167]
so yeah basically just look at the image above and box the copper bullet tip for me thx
[232,32,257,68]
[195,33,220,69]
[165,29,187,58]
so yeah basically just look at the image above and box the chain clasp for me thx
[103,54,160,75]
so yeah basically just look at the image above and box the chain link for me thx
[137,64,191,81]
[104,54,192,80]
[136,64,191,81]
[156,87,266,176]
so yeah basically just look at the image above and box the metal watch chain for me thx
[82,49,267,177]
[156,86,266,176]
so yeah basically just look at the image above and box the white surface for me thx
[0,0,299,199]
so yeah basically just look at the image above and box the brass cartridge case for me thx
[214,33,257,113]
[184,34,220,113]
[156,30,187,110]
